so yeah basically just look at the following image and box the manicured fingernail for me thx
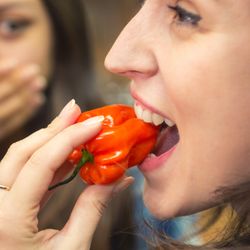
[21,64,40,79]
[59,99,76,118]
[33,94,46,106]
[81,116,105,126]
[112,177,134,195]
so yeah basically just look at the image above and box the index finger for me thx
[7,116,104,213]
[0,58,19,78]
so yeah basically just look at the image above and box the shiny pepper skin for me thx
[68,104,159,185]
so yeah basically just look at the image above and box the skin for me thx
[105,0,250,219]
[0,0,53,140]
[0,100,133,249]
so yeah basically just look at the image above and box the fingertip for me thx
[58,99,81,123]
[73,103,82,119]
[85,176,135,199]
[0,58,19,73]
[80,116,104,127]
[59,99,77,118]
[112,176,134,195]
[47,100,81,130]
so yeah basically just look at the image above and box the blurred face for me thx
[0,0,53,77]
[105,0,250,219]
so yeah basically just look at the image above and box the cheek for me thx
[26,34,53,77]
[0,26,53,78]
[163,34,250,141]
[156,37,250,209]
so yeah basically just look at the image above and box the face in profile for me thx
[105,0,250,219]
[0,0,53,77]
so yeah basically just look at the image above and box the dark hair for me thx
[42,0,103,111]
[144,182,250,250]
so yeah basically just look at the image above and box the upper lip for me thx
[130,88,173,122]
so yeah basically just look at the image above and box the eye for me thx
[168,4,201,26]
[0,19,32,38]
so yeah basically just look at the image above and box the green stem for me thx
[48,149,93,191]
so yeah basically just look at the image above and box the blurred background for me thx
[84,0,140,105]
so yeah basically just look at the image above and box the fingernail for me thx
[21,64,40,79]
[59,99,76,118]
[32,94,46,106]
[30,76,47,90]
[81,116,105,126]
[112,177,134,195]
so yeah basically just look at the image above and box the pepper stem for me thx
[48,149,93,191]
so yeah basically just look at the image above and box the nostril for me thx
[104,53,134,77]
[105,52,158,79]
[119,70,149,79]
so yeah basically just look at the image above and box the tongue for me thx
[153,126,179,156]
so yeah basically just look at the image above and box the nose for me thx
[104,10,158,80]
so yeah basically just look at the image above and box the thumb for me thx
[55,176,134,249]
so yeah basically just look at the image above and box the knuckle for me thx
[28,151,44,168]
[61,127,74,140]
[44,124,60,138]
[58,126,75,144]
[46,124,58,135]
[92,199,108,217]
[45,118,63,136]
[7,140,25,155]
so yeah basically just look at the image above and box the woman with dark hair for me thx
[0,0,102,156]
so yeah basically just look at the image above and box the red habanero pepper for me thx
[49,104,159,190]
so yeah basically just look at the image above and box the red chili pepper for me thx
[49,104,159,190]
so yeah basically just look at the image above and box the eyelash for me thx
[168,4,201,26]
[0,19,32,38]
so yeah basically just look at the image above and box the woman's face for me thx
[0,0,53,77]
[105,0,250,219]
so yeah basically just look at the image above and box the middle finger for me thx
[6,116,104,214]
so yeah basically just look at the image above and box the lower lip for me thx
[139,145,177,172]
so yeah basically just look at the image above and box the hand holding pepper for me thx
[0,100,133,250]
[49,104,159,189]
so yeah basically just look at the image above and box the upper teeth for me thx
[134,103,175,127]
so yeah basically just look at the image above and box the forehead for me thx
[0,0,39,10]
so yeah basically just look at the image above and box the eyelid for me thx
[0,19,32,29]
[168,4,202,25]
[0,18,33,38]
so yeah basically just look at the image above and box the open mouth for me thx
[134,102,180,157]
[153,124,179,156]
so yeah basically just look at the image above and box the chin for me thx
[143,180,216,220]
[142,184,184,220]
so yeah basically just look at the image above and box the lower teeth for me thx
[148,153,156,158]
